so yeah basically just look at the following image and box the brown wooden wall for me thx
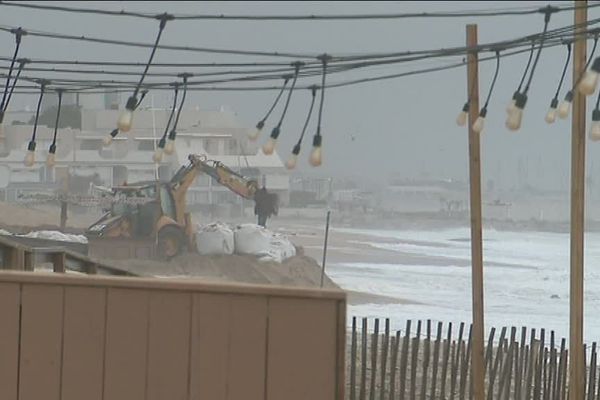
[0,271,346,400]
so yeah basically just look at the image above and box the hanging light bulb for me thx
[103,128,119,147]
[558,91,573,119]
[249,120,265,141]
[544,98,559,124]
[286,144,301,170]
[262,126,280,155]
[456,102,469,127]
[590,109,600,141]
[46,143,57,167]
[505,93,528,131]
[309,133,322,167]
[117,96,137,132]
[153,137,166,163]
[506,91,519,115]
[164,130,176,155]
[24,141,36,167]
[472,108,487,134]
[579,57,600,96]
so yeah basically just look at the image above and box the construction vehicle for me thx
[85,154,259,260]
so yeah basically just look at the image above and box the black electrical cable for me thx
[553,42,572,100]
[293,85,318,154]
[0,27,24,115]
[3,58,27,116]
[160,84,179,143]
[49,89,63,152]
[133,14,171,98]
[167,74,190,145]
[273,63,302,130]
[313,54,330,143]
[522,7,555,95]
[482,51,501,109]
[257,76,290,124]
[2,1,598,21]
[515,42,536,94]
[29,80,46,146]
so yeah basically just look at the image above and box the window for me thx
[80,139,102,150]
[138,141,156,151]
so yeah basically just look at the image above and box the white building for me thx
[0,103,290,208]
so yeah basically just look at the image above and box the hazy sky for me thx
[2,1,600,190]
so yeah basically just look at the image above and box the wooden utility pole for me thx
[570,1,587,398]
[466,24,485,400]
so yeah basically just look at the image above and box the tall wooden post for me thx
[570,1,587,398]
[466,24,485,400]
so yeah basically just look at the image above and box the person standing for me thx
[254,186,277,228]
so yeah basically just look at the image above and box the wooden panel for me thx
[61,287,106,400]
[146,291,191,400]
[103,288,149,400]
[0,283,20,400]
[189,293,229,400]
[226,296,268,400]
[19,284,64,400]
[189,294,268,400]
[266,298,338,400]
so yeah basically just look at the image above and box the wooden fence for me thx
[0,271,346,400]
[347,317,597,400]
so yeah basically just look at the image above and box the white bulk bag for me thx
[196,222,234,255]
[234,224,271,255]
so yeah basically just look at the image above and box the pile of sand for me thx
[112,252,340,290]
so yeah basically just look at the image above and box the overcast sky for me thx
[2,1,600,190]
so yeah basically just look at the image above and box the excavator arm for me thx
[169,154,259,223]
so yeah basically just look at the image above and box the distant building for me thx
[0,102,290,208]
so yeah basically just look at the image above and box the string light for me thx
[286,85,318,170]
[590,89,600,141]
[546,41,571,124]
[249,76,290,141]
[164,73,191,155]
[506,41,535,116]
[117,13,172,133]
[46,88,63,167]
[0,27,26,127]
[153,83,179,163]
[310,54,330,167]
[25,79,47,167]
[506,6,555,132]
[103,128,119,147]
[263,62,302,155]
[560,35,598,119]
[472,50,500,134]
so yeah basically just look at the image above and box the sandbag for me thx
[196,222,234,255]
[234,224,295,263]
[19,230,88,243]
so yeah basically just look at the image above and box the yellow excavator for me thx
[85,154,259,260]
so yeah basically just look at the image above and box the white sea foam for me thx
[330,227,600,343]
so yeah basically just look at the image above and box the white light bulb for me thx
[262,137,277,155]
[164,139,175,155]
[579,70,599,96]
[505,108,523,131]
[544,107,557,124]
[24,150,35,167]
[46,153,56,167]
[102,135,113,147]
[309,146,322,167]
[558,100,571,119]
[248,126,262,141]
[152,147,164,163]
[506,99,517,115]
[472,116,485,133]
[590,121,600,141]
[456,111,468,127]
[286,153,298,170]
[117,109,134,132]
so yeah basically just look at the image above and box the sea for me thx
[327,226,600,344]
